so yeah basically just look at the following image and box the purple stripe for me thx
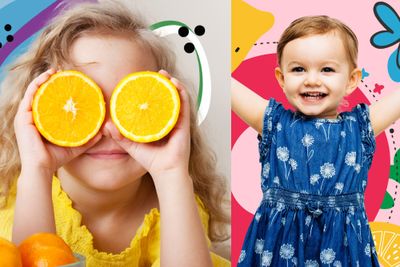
[0,0,97,65]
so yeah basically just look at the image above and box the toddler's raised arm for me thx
[231,78,269,134]
[369,90,400,136]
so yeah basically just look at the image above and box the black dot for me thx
[6,35,13,42]
[0,42,2,48]
[390,128,395,133]
[235,47,240,52]
[4,24,11,31]
[184,42,195,53]
[194,25,205,36]
[178,26,189,37]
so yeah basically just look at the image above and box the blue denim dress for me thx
[238,98,380,267]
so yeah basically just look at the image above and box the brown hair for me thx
[277,15,358,69]
[0,0,229,242]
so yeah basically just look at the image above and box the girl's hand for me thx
[112,70,191,181]
[14,69,101,177]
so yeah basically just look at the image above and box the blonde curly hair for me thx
[0,0,229,242]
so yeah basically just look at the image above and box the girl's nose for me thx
[304,72,322,87]
[100,113,122,139]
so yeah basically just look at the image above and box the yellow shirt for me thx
[0,177,230,267]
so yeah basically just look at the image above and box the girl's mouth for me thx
[300,92,328,101]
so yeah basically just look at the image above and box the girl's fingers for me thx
[172,81,191,132]
[19,69,56,112]
[159,69,172,79]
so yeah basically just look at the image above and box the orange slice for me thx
[110,71,180,143]
[32,70,105,147]
[370,221,400,267]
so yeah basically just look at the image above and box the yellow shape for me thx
[232,0,274,72]
[32,70,106,147]
[370,222,400,267]
[110,71,180,143]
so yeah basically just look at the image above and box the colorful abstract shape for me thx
[370,221,400,266]
[370,2,400,82]
[231,0,274,71]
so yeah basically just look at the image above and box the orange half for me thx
[110,71,180,143]
[32,70,105,147]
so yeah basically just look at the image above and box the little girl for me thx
[0,1,229,266]
[232,16,395,266]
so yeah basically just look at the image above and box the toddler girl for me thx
[0,1,229,266]
[232,15,393,266]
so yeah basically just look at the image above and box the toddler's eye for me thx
[291,67,305,72]
[322,67,335,72]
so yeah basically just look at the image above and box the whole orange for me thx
[0,237,22,267]
[19,233,76,267]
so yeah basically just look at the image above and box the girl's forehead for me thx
[281,33,348,65]
[68,34,158,70]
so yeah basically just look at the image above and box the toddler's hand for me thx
[113,70,191,181]
[14,69,101,177]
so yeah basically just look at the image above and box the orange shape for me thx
[19,233,76,267]
[370,222,400,267]
[0,237,22,267]
[111,71,180,143]
[32,70,106,147]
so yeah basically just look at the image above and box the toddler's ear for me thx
[275,67,285,89]
[345,68,361,96]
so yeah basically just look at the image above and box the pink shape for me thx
[375,179,400,226]
[231,127,262,213]
[232,194,253,266]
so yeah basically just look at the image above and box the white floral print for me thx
[305,259,319,267]
[263,163,270,178]
[261,250,273,266]
[289,159,298,170]
[292,257,298,266]
[320,248,336,265]
[302,134,314,147]
[365,243,371,256]
[310,174,320,185]
[255,239,264,254]
[345,151,356,166]
[302,134,315,162]
[273,176,280,185]
[238,250,246,263]
[334,182,344,194]
[315,122,330,141]
[333,260,342,267]
[340,131,346,138]
[280,243,295,266]
[277,122,282,131]
[305,215,312,226]
[268,120,273,131]
[255,212,261,221]
[320,163,335,178]
[277,146,289,162]
[355,164,361,173]
[320,163,335,192]
[276,200,286,212]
